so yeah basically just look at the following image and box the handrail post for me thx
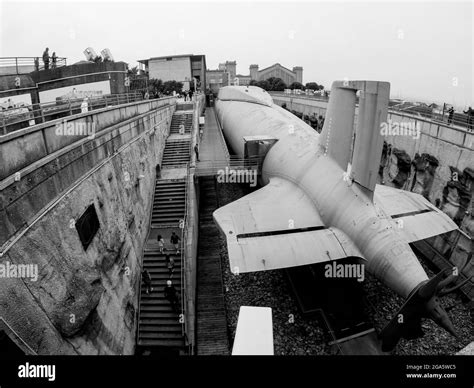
[40,104,45,123]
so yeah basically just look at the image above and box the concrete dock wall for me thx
[0,98,175,354]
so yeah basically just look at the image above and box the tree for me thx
[255,80,270,91]
[127,65,138,76]
[249,77,287,91]
[148,78,163,94]
[305,82,319,90]
[305,82,325,91]
[289,82,305,90]
[266,77,287,91]
[162,80,184,95]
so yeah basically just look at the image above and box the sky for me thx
[0,0,472,108]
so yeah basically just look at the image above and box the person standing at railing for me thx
[318,115,325,131]
[463,107,473,131]
[42,47,50,70]
[51,52,57,69]
[447,106,455,125]
[194,144,200,161]
[81,97,89,113]
[34,57,39,71]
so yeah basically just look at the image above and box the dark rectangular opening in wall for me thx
[0,330,25,356]
[76,204,100,250]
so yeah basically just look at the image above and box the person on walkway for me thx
[157,234,165,254]
[51,52,57,69]
[81,97,89,113]
[42,47,50,70]
[142,269,153,294]
[447,106,455,125]
[34,57,39,71]
[164,280,179,313]
[463,107,474,131]
[318,115,325,131]
[165,254,175,278]
[170,232,181,254]
[194,144,199,161]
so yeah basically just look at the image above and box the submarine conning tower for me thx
[320,80,390,198]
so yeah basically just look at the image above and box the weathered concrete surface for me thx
[0,100,174,354]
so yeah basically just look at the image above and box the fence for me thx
[180,162,191,353]
[195,157,261,176]
[0,56,67,74]
[270,92,473,132]
[1,92,146,135]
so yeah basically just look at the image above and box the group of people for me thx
[36,47,58,71]
[307,114,325,132]
[178,89,194,102]
[462,107,474,131]
[446,106,474,131]
[141,231,182,314]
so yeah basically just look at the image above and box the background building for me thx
[206,69,229,94]
[249,63,303,85]
[138,54,206,91]
[207,60,302,92]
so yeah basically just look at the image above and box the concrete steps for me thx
[136,111,194,354]
[170,113,193,134]
[137,250,184,349]
[162,140,191,167]
[152,181,186,226]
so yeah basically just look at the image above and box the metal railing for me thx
[1,92,145,135]
[0,56,67,74]
[180,162,191,353]
[195,157,261,176]
[270,92,474,132]
[212,106,231,160]
[388,104,474,131]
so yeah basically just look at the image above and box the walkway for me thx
[197,107,229,164]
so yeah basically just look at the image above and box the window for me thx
[75,204,100,250]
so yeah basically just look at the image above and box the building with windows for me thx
[249,63,303,85]
[137,54,206,91]
[206,69,229,94]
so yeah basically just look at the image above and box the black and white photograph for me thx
[0,0,472,385]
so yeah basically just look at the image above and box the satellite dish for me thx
[101,48,114,62]
[83,47,98,61]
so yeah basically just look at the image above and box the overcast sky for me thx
[0,1,472,108]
